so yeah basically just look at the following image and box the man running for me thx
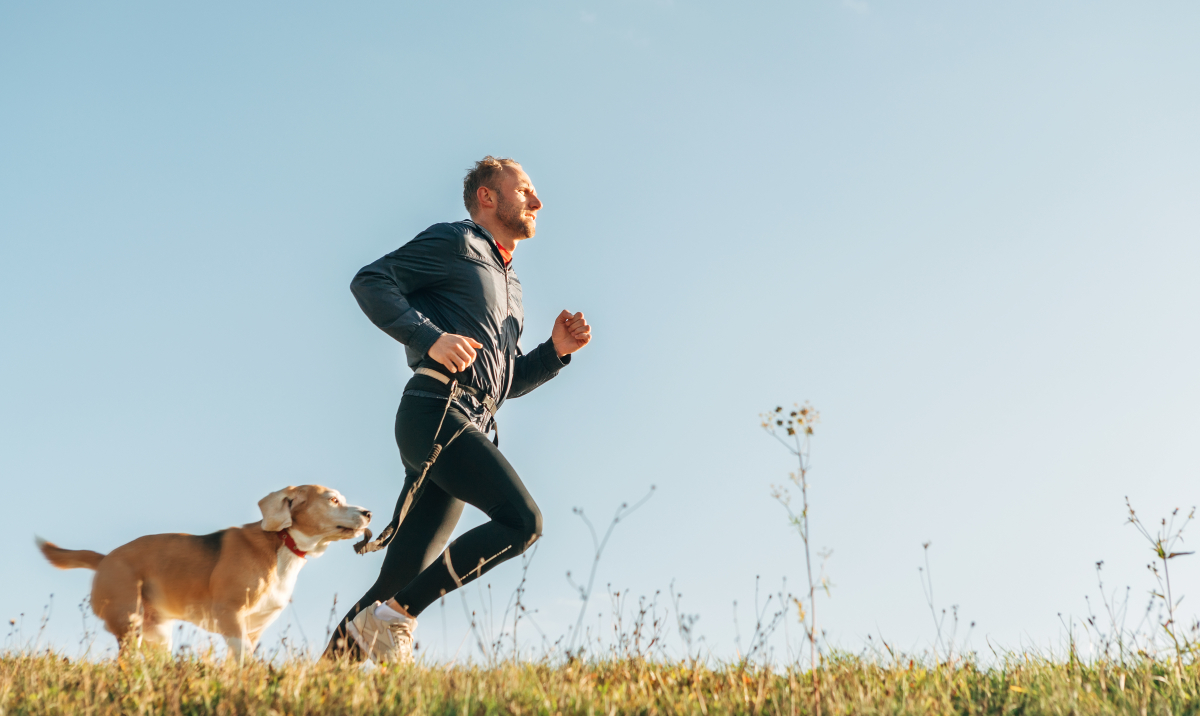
[324,156,591,664]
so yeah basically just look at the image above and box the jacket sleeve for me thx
[349,236,451,358]
[508,339,571,399]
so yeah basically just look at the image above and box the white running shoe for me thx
[346,601,417,664]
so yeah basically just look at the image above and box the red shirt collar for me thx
[495,242,512,266]
[278,530,307,558]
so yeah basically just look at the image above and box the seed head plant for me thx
[1125,498,1196,681]
[762,403,826,673]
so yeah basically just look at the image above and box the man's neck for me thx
[470,216,520,253]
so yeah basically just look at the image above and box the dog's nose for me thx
[361,509,371,520]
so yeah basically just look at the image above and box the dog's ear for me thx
[289,486,310,512]
[258,487,298,532]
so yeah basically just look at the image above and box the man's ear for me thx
[477,185,496,211]
[258,487,298,532]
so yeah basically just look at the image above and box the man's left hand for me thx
[552,310,592,357]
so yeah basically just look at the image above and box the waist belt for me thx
[413,367,499,416]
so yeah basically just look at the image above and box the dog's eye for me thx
[330,497,339,505]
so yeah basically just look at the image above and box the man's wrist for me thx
[409,322,445,360]
[541,339,571,368]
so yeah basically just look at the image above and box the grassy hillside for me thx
[4,651,1200,715]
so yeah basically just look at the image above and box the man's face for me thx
[493,167,542,240]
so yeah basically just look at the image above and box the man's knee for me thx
[523,503,543,551]
[493,499,542,551]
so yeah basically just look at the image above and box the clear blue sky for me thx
[3,1,1199,661]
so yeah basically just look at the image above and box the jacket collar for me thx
[463,218,492,239]
[462,220,511,270]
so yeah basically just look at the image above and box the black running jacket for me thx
[350,220,569,426]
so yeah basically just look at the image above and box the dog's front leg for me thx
[215,609,251,662]
[225,635,250,661]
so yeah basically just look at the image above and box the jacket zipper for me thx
[505,263,511,318]
[501,254,512,409]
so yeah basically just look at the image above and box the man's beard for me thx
[495,195,536,239]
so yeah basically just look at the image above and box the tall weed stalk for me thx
[563,486,656,658]
[1126,499,1196,679]
[763,403,823,670]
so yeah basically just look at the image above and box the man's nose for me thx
[529,194,543,210]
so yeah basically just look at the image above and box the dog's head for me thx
[258,485,371,555]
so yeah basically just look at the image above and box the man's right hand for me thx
[427,333,484,374]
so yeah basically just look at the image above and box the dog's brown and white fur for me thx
[38,485,370,659]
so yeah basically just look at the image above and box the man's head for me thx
[463,156,542,242]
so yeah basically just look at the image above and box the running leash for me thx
[353,368,497,555]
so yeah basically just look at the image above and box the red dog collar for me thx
[278,530,307,558]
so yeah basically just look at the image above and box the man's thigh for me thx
[379,477,465,580]
[428,422,539,529]
[396,396,538,530]
[395,396,460,473]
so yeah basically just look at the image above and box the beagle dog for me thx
[38,484,370,659]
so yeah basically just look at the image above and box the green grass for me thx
[5,651,1200,715]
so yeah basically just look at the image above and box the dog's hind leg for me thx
[92,566,173,655]
[90,562,143,651]
[141,618,174,653]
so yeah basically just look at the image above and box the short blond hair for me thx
[463,156,521,215]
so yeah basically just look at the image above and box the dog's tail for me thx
[37,537,105,571]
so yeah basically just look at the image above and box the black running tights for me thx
[325,395,542,656]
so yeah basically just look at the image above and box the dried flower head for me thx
[760,402,820,439]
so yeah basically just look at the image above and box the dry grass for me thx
[7,410,1193,714]
[5,650,1200,715]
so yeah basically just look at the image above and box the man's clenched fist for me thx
[552,310,592,358]
[428,333,484,373]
